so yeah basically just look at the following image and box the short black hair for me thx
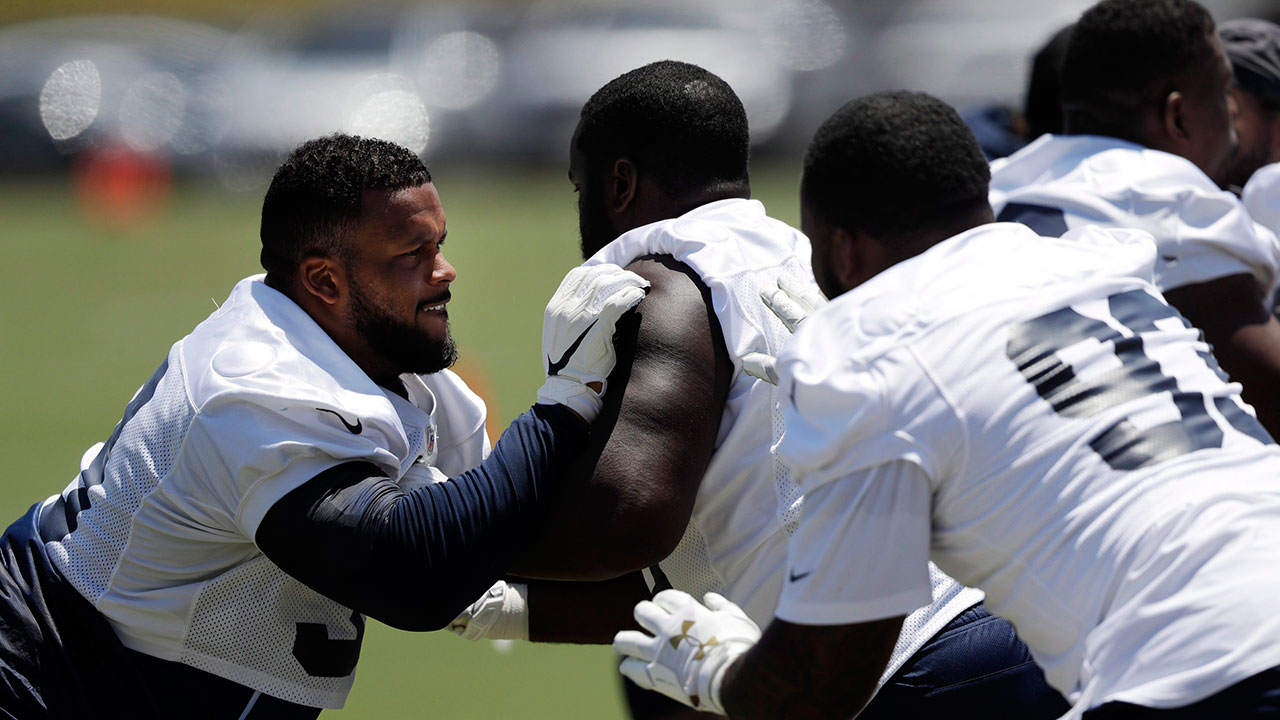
[260,134,431,283]
[1061,0,1217,136]
[574,60,749,196]
[801,91,990,254]
[1024,23,1074,139]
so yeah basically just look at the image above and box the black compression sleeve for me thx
[256,403,583,631]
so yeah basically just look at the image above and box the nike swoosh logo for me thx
[788,569,813,583]
[317,408,362,434]
[547,319,597,376]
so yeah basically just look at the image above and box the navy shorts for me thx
[858,602,1069,720]
[0,501,155,719]
[1084,666,1280,718]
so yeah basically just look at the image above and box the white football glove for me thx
[613,590,761,715]
[448,580,529,641]
[537,264,649,423]
[763,274,827,333]
[743,275,829,385]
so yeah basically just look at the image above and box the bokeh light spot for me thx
[418,31,502,110]
[763,0,845,72]
[347,88,430,154]
[119,71,186,152]
[40,59,102,141]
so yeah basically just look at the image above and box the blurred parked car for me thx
[0,16,241,172]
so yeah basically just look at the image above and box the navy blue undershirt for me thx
[256,402,584,631]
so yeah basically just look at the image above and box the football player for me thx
[451,61,1068,720]
[615,89,1280,720]
[1219,18,1280,194]
[1220,18,1280,262]
[0,134,647,718]
[988,0,1280,435]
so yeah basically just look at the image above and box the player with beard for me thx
[449,61,1068,720]
[0,134,647,719]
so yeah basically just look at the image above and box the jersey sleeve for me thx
[775,460,933,625]
[776,314,962,492]
[1159,182,1280,295]
[1241,163,1280,303]
[183,393,404,539]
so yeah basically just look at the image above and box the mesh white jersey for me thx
[775,222,1280,715]
[989,134,1280,297]
[42,275,489,708]
[586,198,981,684]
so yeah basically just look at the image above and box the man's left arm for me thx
[509,255,734,579]
[721,616,903,720]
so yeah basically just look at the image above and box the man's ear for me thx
[828,226,860,290]
[1162,90,1190,142]
[608,157,639,214]
[832,226,890,290]
[298,256,345,306]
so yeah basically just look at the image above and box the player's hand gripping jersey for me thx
[775,223,1280,716]
[989,134,1280,297]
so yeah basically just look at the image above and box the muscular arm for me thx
[255,404,583,632]
[721,616,902,720]
[510,256,733,579]
[1164,273,1280,437]
[526,571,649,644]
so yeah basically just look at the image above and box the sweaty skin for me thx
[510,255,732,581]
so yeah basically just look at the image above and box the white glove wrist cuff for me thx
[486,581,530,641]
[536,378,604,423]
[453,581,530,641]
[703,653,735,716]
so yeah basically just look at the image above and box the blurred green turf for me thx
[0,160,801,718]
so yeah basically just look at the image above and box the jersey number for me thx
[996,202,1068,237]
[1006,289,1271,471]
[292,610,365,677]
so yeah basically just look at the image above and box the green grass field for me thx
[0,161,803,718]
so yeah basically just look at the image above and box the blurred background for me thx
[1,0,1276,717]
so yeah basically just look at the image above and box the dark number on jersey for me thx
[1006,289,1272,471]
[292,610,365,677]
[995,202,1068,237]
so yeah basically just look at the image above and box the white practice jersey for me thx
[776,222,1280,715]
[1244,163,1280,244]
[43,275,489,708]
[586,198,981,685]
[990,134,1280,297]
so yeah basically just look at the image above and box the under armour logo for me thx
[669,620,719,660]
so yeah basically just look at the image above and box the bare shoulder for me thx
[622,254,722,361]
